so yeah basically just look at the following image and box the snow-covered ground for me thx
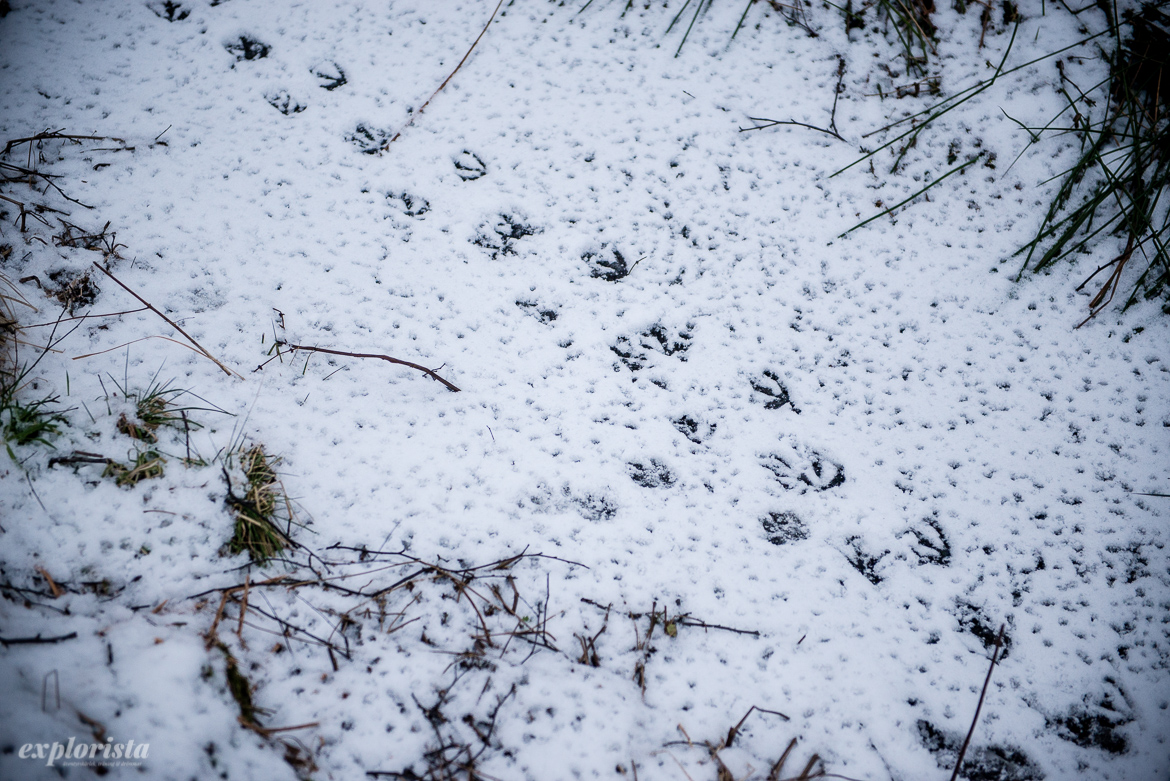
[1,1,1167,778]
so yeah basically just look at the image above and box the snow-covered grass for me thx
[1,1,1168,779]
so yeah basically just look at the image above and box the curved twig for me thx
[270,341,461,392]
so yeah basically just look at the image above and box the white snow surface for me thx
[1,1,1168,779]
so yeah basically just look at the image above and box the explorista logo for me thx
[17,737,149,767]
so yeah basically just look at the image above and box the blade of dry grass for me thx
[949,624,1006,781]
[388,0,505,147]
[89,262,238,377]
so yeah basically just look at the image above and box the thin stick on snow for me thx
[387,0,506,146]
[950,624,1006,781]
[266,340,461,393]
[740,117,846,141]
[0,632,78,647]
[89,263,238,377]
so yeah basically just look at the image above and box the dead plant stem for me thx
[950,624,1006,781]
[388,0,506,146]
[90,263,237,377]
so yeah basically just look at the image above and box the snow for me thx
[1,0,1167,779]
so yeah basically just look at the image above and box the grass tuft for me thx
[224,443,297,564]
[1014,2,1170,322]
[875,0,937,77]
[0,277,68,460]
[103,448,166,487]
[2,394,66,459]
[110,370,211,444]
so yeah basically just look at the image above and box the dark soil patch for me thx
[347,125,390,155]
[844,535,887,584]
[387,191,430,218]
[906,515,951,566]
[584,247,632,282]
[48,269,99,313]
[516,300,557,324]
[760,444,844,493]
[954,601,1012,659]
[573,493,617,521]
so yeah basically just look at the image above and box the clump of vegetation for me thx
[1015,2,1170,323]
[847,0,938,78]
[0,272,69,460]
[112,372,207,445]
[224,442,298,564]
[103,448,166,487]
[2,392,66,458]
[216,641,266,727]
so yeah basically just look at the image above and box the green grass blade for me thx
[674,0,709,57]
[839,154,983,237]
[732,0,755,39]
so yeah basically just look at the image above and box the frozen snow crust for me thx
[1,1,1167,779]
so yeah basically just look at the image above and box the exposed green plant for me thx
[217,641,267,727]
[838,21,1024,176]
[0,273,81,461]
[840,152,984,235]
[836,22,1116,234]
[1013,2,1169,323]
[880,0,937,75]
[579,0,815,57]
[2,392,66,459]
[224,442,297,564]
[111,371,212,443]
[833,0,936,76]
[101,368,226,467]
[103,448,166,487]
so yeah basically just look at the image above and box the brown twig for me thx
[740,117,846,141]
[89,263,238,376]
[35,566,63,598]
[768,738,799,781]
[950,624,1006,781]
[830,56,846,136]
[2,131,124,156]
[47,451,114,469]
[237,574,250,640]
[725,705,791,748]
[263,339,460,391]
[205,591,232,649]
[1,158,96,208]
[1075,235,1135,328]
[676,618,761,637]
[0,632,78,647]
[387,0,506,147]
